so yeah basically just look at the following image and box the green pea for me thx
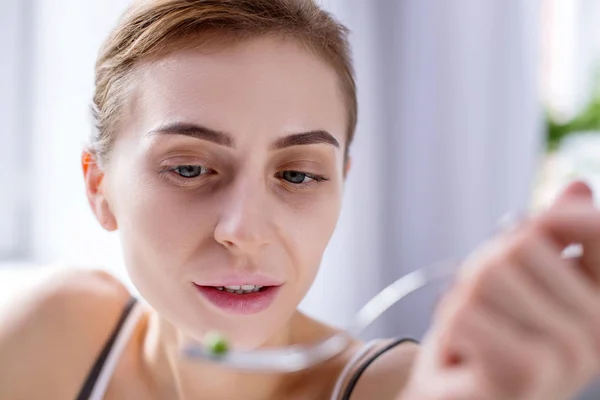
[204,331,229,356]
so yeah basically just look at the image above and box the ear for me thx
[343,156,352,179]
[82,150,118,231]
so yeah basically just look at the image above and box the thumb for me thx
[549,180,594,210]
[546,180,600,284]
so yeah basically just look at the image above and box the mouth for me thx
[193,284,281,315]
[214,284,267,294]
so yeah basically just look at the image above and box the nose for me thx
[213,177,271,255]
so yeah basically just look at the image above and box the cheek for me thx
[109,170,217,275]
[286,192,342,283]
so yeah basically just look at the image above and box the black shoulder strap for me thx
[341,337,418,400]
[75,296,137,400]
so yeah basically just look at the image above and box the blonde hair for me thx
[91,0,357,163]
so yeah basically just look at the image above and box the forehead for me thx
[128,36,348,145]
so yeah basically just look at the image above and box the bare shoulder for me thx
[349,338,420,400]
[0,266,131,399]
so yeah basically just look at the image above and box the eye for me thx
[172,165,210,178]
[280,171,315,184]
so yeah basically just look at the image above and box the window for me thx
[0,1,31,261]
[533,0,600,211]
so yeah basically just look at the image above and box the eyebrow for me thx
[146,122,234,147]
[271,130,339,150]
[147,122,340,150]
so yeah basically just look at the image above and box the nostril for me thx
[219,239,234,248]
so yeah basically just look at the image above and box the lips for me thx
[194,284,281,315]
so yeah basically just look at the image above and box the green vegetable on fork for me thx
[204,331,229,356]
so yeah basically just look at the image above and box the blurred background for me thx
[1,0,600,396]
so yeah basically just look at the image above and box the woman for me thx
[1,1,600,399]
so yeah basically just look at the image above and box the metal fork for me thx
[182,211,582,373]
[182,257,458,372]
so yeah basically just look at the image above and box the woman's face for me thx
[94,36,348,347]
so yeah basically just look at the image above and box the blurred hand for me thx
[401,181,600,400]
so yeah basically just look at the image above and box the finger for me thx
[518,230,596,316]
[549,180,594,210]
[517,231,600,363]
[534,205,600,284]
[444,301,534,397]
[472,258,597,381]
[544,180,595,281]
[435,297,573,400]
[462,247,581,372]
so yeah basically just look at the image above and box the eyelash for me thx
[159,165,329,186]
[275,170,329,185]
[158,165,213,185]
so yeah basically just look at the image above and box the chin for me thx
[184,315,280,351]
[224,330,275,350]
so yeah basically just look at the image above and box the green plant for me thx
[546,66,600,150]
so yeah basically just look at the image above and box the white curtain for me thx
[0,0,30,259]
[301,0,544,340]
[29,0,132,284]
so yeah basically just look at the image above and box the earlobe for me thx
[82,150,118,231]
[98,198,118,231]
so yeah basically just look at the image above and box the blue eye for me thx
[173,165,208,178]
[281,171,313,184]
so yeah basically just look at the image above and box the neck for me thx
[142,310,302,400]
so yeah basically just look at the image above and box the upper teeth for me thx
[216,285,263,294]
